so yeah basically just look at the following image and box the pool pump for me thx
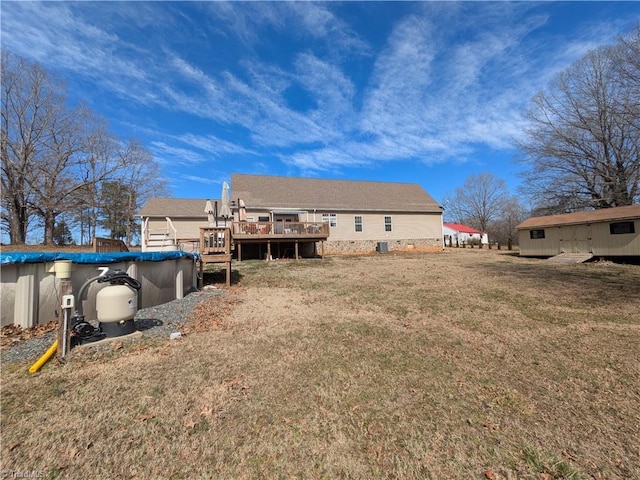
[71,268,142,343]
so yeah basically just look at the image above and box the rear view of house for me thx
[516,205,640,257]
[137,174,444,258]
[231,174,443,255]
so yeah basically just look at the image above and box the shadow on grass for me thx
[134,318,164,331]
[475,255,640,308]
[202,268,243,286]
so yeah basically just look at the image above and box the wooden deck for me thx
[197,222,329,286]
[231,221,329,261]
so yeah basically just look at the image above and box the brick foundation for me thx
[322,238,443,255]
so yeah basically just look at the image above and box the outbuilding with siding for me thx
[516,205,640,257]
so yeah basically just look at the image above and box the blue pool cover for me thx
[0,251,198,265]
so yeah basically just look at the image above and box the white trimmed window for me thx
[384,216,392,232]
[322,213,337,228]
[354,215,363,232]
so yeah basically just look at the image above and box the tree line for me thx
[445,25,639,243]
[2,24,638,247]
[1,51,167,246]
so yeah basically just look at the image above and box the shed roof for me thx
[137,198,217,218]
[516,205,640,229]
[231,174,442,213]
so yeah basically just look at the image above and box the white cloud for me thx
[2,1,636,179]
[179,175,221,186]
[1,2,148,83]
[175,133,256,157]
[149,141,208,167]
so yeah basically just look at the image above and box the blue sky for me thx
[2,1,638,206]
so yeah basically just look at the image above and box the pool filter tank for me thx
[72,268,142,342]
[96,280,139,337]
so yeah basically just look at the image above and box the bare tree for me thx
[518,27,640,212]
[116,140,168,246]
[447,172,508,234]
[69,183,98,244]
[1,52,57,243]
[1,51,138,244]
[488,195,528,247]
[614,24,640,108]
[27,105,127,244]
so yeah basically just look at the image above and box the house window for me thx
[258,216,269,222]
[530,229,545,239]
[610,221,635,235]
[322,213,337,228]
[246,216,255,222]
[384,216,392,232]
[354,216,363,232]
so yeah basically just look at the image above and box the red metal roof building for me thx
[442,222,488,246]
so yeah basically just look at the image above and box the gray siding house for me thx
[516,205,640,257]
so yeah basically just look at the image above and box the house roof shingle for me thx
[137,198,218,218]
[516,205,640,229]
[231,174,442,213]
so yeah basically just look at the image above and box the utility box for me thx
[377,242,388,253]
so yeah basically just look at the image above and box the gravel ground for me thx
[1,287,223,366]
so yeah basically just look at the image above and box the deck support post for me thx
[295,240,299,260]
[267,241,271,261]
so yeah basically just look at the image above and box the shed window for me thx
[530,229,545,239]
[322,213,337,228]
[609,221,635,235]
[354,216,363,232]
[384,216,392,232]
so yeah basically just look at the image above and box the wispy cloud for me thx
[175,133,256,157]
[1,1,635,181]
[149,142,208,167]
[1,2,148,84]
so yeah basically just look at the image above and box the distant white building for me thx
[443,222,488,246]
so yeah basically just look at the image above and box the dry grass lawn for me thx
[2,249,639,479]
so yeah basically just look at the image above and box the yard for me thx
[1,249,639,479]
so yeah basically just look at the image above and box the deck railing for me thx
[232,221,329,237]
[199,227,231,255]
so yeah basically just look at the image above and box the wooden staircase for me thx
[199,226,232,287]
